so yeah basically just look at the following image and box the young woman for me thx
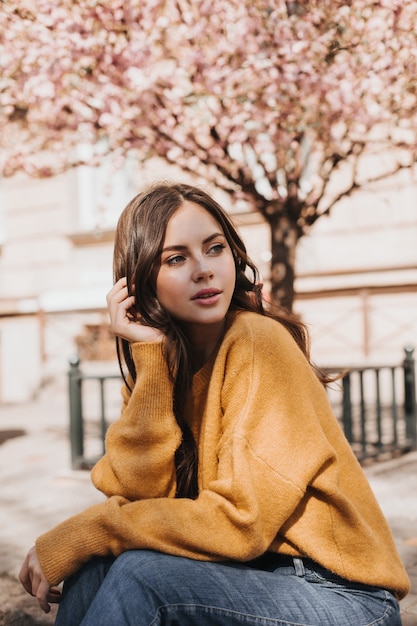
[20,182,409,625]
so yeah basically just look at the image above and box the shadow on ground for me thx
[0,430,26,446]
[0,575,57,626]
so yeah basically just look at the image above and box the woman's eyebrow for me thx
[161,232,225,253]
[203,232,224,243]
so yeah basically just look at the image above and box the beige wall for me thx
[294,167,417,366]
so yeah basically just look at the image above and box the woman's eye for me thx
[166,254,185,266]
[209,243,226,255]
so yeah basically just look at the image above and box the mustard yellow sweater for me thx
[36,311,410,599]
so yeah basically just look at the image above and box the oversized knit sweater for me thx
[36,311,410,599]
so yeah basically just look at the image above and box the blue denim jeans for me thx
[54,550,401,626]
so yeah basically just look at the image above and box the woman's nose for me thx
[192,260,214,281]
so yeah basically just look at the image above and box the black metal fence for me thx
[68,355,122,469]
[68,347,417,469]
[324,346,416,461]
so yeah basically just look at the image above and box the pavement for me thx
[0,389,416,625]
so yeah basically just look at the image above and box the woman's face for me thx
[156,200,236,340]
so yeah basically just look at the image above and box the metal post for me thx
[68,355,84,468]
[375,368,382,451]
[342,372,353,443]
[403,345,417,447]
[390,367,399,446]
[99,378,107,456]
[359,370,367,457]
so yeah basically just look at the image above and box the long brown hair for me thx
[112,181,323,498]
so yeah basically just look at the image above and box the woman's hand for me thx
[19,546,61,613]
[107,277,163,343]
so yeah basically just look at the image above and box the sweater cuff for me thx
[130,340,167,365]
[35,501,112,586]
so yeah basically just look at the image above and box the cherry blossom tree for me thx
[1,0,416,309]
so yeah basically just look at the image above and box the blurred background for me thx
[0,158,416,404]
[0,1,416,444]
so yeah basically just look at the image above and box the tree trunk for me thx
[265,213,301,312]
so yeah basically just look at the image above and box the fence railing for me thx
[324,346,416,461]
[68,355,122,469]
[68,347,417,469]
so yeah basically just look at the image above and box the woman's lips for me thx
[191,288,222,303]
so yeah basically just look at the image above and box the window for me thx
[75,145,136,232]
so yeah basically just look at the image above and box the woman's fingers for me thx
[19,551,33,595]
[35,577,53,613]
[19,546,56,613]
[107,278,132,308]
[47,587,62,604]
[106,278,163,343]
[107,279,136,333]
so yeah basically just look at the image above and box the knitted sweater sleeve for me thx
[90,342,182,501]
[36,318,335,586]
